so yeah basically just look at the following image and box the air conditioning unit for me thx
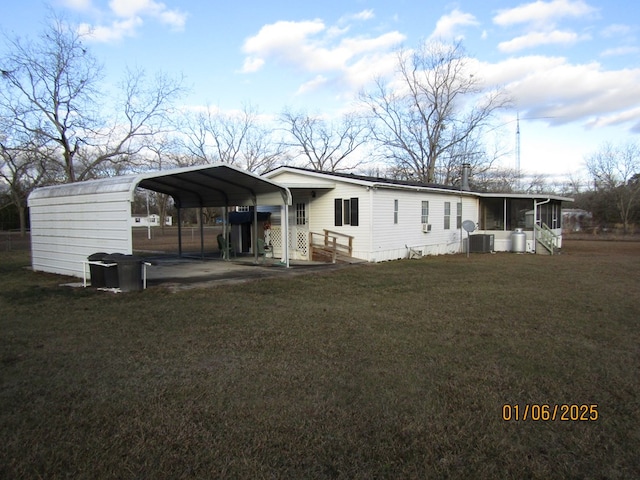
[422,223,432,233]
[469,234,495,253]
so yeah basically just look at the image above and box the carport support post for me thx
[253,206,258,263]
[177,206,183,257]
[223,206,229,260]
[200,207,205,260]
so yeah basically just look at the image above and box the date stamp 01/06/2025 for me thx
[502,404,599,422]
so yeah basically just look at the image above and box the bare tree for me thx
[0,136,51,235]
[0,14,102,183]
[280,109,368,172]
[141,134,193,230]
[181,104,283,173]
[75,68,185,179]
[472,167,520,193]
[0,13,185,183]
[586,141,640,234]
[360,41,510,184]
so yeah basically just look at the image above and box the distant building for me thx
[562,208,592,232]
[131,214,173,227]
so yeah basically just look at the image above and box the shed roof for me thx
[29,163,292,208]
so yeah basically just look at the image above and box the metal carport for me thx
[28,163,292,279]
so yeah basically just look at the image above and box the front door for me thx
[289,199,309,260]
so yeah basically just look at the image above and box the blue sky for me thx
[2,0,639,183]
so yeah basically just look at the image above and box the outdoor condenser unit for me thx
[469,234,494,253]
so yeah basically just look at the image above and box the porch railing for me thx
[534,222,559,254]
[309,229,354,263]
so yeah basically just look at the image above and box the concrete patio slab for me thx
[143,254,355,291]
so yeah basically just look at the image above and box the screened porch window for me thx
[539,202,562,229]
[480,198,533,230]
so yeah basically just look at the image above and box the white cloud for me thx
[476,55,640,131]
[585,105,640,129]
[295,75,329,95]
[241,18,405,93]
[340,10,375,23]
[600,24,633,38]
[430,9,479,40]
[600,46,639,57]
[109,0,187,29]
[493,0,596,28]
[498,30,586,52]
[242,20,326,61]
[60,0,93,10]
[75,0,187,42]
[240,57,265,74]
[78,17,143,42]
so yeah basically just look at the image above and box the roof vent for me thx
[461,163,471,191]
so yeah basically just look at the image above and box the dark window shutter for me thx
[334,198,343,226]
[350,197,359,226]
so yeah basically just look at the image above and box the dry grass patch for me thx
[1,240,639,479]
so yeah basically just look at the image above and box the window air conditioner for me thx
[422,223,432,233]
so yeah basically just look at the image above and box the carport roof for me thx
[29,163,292,208]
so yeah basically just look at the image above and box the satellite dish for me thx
[461,220,476,258]
[462,220,476,233]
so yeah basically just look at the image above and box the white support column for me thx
[281,203,290,268]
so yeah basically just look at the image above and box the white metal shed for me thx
[28,163,292,278]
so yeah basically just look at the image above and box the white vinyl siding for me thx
[29,191,133,278]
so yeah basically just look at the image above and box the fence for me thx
[1,231,31,252]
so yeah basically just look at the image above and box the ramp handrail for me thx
[309,229,354,263]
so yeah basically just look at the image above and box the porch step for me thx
[536,240,560,255]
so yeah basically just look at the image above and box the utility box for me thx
[114,255,144,292]
[87,252,109,288]
[469,234,494,253]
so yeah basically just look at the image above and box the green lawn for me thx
[1,240,639,479]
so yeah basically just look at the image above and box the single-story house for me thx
[261,166,572,262]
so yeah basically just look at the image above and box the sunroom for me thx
[475,193,571,253]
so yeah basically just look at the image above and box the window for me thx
[393,199,399,224]
[421,201,429,224]
[334,197,359,226]
[539,201,562,229]
[444,202,451,230]
[236,206,250,212]
[296,203,306,225]
[478,198,563,231]
[457,202,462,229]
[343,199,351,225]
